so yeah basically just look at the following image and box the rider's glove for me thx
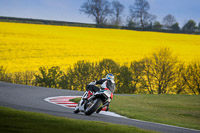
[89,81,96,85]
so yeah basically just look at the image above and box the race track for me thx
[0,81,199,133]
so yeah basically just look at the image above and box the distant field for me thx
[0,22,200,72]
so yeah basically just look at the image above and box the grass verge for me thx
[0,106,156,133]
[71,95,200,130]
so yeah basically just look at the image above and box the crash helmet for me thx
[106,73,114,81]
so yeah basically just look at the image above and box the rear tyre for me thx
[85,98,102,116]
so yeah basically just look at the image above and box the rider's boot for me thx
[101,106,109,111]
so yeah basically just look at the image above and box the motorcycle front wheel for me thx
[74,104,80,114]
[85,98,102,116]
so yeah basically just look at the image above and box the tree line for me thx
[0,48,199,94]
[1,0,199,34]
[0,16,97,28]
[80,0,200,34]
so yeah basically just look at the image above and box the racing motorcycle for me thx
[74,88,113,116]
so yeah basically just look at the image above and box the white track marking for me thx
[44,96,81,109]
[99,111,127,118]
[44,96,126,118]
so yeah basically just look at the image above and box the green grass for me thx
[71,95,200,130]
[0,106,156,133]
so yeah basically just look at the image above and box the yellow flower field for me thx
[0,22,200,73]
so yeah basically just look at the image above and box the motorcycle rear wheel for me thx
[85,98,102,116]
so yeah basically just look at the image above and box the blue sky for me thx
[0,0,200,27]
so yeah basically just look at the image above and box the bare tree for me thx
[129,0,156,28]
[151,48,178,94]
[110,0,125,26]
[183,61,200,94]
[141,57,154,94]
[141,48,178,94]
[175,63,187,94]
[162,14,176,28]
[80,0,112,25]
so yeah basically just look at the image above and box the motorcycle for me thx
[74,88,113,116]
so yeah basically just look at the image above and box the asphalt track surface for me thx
[0,81,199,133]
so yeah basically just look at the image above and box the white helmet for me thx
[105,73,114,81]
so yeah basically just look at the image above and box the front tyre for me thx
[85,98,102,116]
[74,105,80,114]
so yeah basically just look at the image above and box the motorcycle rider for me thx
[85,73,115,112]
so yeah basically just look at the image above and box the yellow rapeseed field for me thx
[0,22,200,73]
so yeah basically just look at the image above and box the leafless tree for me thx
[162,14,176,28]
[183,61,200,94]
[110,0,125,26]
[141,57,154,94]
[141,48,178,94]
[151,48,178,94]
[175,63,187,94]
[80,0,112,25]
[129,0,156,28]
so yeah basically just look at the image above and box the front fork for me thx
[79,91,95,111]
[82,91,88,100]
[77,91,88,112]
